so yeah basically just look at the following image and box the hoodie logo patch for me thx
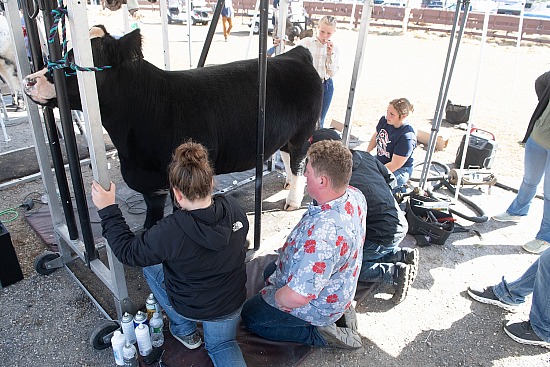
[232,221,243,232]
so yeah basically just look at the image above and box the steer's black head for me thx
[24,25,143,110]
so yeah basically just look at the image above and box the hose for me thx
[495,181,544,201]
[409,161,488,223]
[434,180,488,223]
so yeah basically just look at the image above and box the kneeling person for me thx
[92,141,249,367]
[241,140,367,348]
[306,129,418,304]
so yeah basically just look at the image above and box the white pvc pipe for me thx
[506,2,526,116]
[454,7,491,202]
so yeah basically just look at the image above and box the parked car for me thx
[167,0,213,25]
[382,1,407,7]
[426,1,444,9]
[496,0,524,15]
[524,2,550,19]
[248,7,275,34]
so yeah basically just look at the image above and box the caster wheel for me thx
[33,251,60,275]
[90,320,120,350]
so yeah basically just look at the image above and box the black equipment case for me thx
[406,195,454,246]
[455,128,498,169]
[0,221,24,288]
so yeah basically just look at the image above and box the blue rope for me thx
[47,2,112,75]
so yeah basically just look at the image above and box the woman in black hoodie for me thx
[92,141,249,367]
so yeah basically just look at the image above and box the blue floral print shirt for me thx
[261,186,367,326]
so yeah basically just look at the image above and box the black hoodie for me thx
[98,194,249,320]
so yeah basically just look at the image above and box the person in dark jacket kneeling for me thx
[91,141,249,367]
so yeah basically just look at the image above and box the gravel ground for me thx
[1,6,550,367]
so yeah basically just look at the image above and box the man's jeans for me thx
[492,248,550,342]
[320,78,334,129]
[143,265,246,367]
[358,239,402,284]
[241,293,327,347]
[506,137,550,242]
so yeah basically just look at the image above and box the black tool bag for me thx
[445,100,471,124]
[406,195,454,246]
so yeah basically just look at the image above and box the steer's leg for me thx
[280,151,292,189]
[143,192,168,230]
[281,148,306,211]
[285,174,305,211]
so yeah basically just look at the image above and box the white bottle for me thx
[111,330,125,366]
[122,341,138,367]
[149,312,164,348]
[135,323,153,356]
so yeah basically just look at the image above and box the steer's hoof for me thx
[284,203,300,211]
[283,182,291,190]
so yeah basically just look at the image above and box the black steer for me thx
[24,26,322,229]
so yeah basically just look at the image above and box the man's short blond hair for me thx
[307,140,352,190]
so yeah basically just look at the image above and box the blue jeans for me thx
[241,293,326,347]
[358,239,402,284]
[143,265,246,367]
[506,137,550,242]
[492,248,550,342]
[320,78,334,129]
[392,165,413,194]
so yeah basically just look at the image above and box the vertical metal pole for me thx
[342,0,373,146]
[276,0,288,55]
[254,0,269,251]
[40,0,97,263]
[419,0,470,189]
[159,0,171,70]
[454,6,491,202]
[197,0,224,67]
[65,0,133,319]
[21,0,80,241]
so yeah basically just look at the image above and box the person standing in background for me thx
[467,248,550,348]
[492,70,550,255]
[294,15,339,129]
[221,0,234,41]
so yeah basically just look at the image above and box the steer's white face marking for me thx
[24,68,56,104]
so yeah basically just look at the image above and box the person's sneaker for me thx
[492,212,522,223]
[399,247,419,285]
[317,322,362,349]
[391,262,412,305]
[522,239,550,254]
[467,286,520,312]
[169,325,202,349]
[503,320,550,348]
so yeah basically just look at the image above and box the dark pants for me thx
[241,260,326,346]
[241,293,327,346]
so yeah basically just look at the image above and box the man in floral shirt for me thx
[242,140,367,348]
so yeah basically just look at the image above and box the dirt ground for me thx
[1,5,550,366]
